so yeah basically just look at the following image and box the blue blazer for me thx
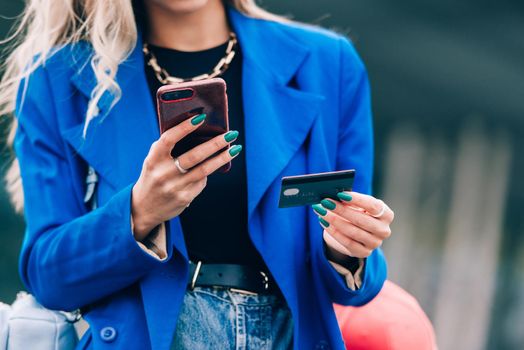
[15,7,387,350]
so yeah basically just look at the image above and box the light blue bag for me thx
[0,292,79,350]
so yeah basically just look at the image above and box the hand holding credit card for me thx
[278,169,355,208]
[281,168,395,261]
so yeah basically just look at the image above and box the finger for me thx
[177,130,239,170]
[313,205,383,249]
[336,191,394,222]
[319,198,392,239]
[151,113,207,161]
[318,218,371,258]
[185,144,243,182]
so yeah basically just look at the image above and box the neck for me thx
[144,0,230,51]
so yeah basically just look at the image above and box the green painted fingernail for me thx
[229,144,243,157]
[312,203,327,216]
[321,199,336,210]
[224,130,239,142]
[191,113,206,125]
[337,192,352,202]
[318,217,330,227]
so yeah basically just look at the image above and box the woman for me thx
[1,0,394,349]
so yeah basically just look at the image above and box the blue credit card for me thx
[278,169,356,208]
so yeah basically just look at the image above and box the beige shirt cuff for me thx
[131,217,168,261]
[324,230,365,291]
[328,258,365,291]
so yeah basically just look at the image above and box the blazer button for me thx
[100,327,117,342]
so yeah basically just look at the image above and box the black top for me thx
[144,40,267,271]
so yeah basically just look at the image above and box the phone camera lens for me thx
[162,89,194,101]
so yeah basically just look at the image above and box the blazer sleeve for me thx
[312,36,387,306]
[14,65,172,312]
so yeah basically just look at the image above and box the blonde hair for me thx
[0,0,282,213]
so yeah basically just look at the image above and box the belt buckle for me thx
[190,261,202,290]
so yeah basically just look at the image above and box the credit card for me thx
[278,169,356,208]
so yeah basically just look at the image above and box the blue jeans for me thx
[171,286,294,349]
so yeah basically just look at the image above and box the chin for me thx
[147,0,214,14]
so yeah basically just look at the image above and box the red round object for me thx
[334,281,437,350]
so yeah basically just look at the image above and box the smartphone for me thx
[157,78,231,172]
[278,169,356,208]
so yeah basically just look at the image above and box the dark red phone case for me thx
[156,78,231,173]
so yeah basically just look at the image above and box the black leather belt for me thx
[187,261,279,295]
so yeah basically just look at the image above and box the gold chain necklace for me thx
[143,32,238,84]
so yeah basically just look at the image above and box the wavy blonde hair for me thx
[0,0,282,213]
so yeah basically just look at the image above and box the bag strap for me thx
[84,165,98,211]
[65,165,98,323]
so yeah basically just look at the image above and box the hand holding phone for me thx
[131,86,242,239]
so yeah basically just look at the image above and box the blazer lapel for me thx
[228,7,325,220]
[62,38,158,190]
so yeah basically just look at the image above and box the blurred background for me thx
[1,0,523,349]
